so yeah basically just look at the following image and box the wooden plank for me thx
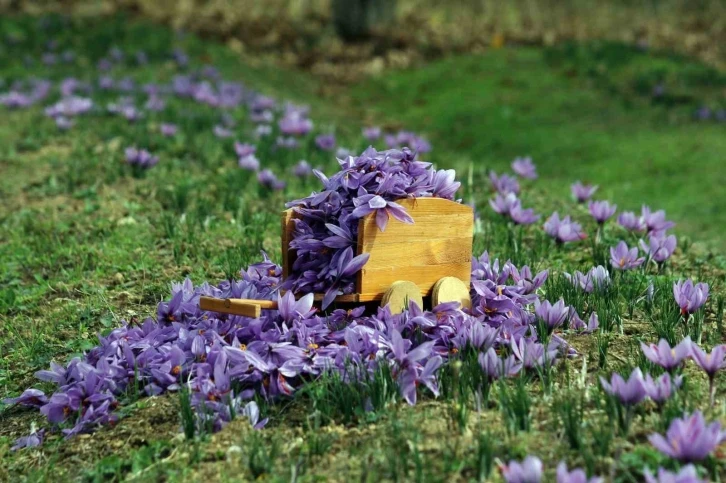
[356,197,473,297]
[199,296,273,318]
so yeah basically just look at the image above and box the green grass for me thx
[0,13,725,483]
[349,44,726,250]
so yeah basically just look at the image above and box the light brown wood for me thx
[432,276,472,309]
[281,197,474,302]
[381,281,424,314]
[199,296,278,318]
[281,209,297,280]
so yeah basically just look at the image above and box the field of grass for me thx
[1,14,725,483]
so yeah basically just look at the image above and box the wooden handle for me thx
[198,296,278,318]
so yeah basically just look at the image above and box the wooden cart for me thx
[199,197,474,317]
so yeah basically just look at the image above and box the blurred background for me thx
[2,0,725,247]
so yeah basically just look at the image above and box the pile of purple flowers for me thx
[4,247,584,446]
[284,146,461,307]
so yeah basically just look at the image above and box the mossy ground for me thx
[0,14,725,483]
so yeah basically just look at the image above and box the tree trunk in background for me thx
[332,0,396,41]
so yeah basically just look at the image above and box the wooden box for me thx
[282,197,473,303]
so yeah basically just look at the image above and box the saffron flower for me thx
[640,337,692,372]
[125,147,158,169]
[490,171,520,195]
[643,373,682,405]
[314,134,336,151]
[293,160,312,177]
[490,192,519,215]
[673,279,709,316]
[610,241,645,270]
[2,388,48,408]
[544,212,586,244]
[571,181,598,203]
[11,427,45,451]
[617,211,645,232]
[640,232,677,264]
[351,195,413,232]
[556,462,603,483]
[570,311,599,334]
[644,465,704,483]
[239,155,260,171]
[641,206,675,233]
[160,123,177,137]
[648,411,726,462]
[213,125,233,138]
[565,266,610,293]
[478,348,522,380]
[257,169,285,190]
[690,343,726,407]
[599,368,647,405]
[534,298,570,332]
[510,203,540,225]
[362,126,381,141]
[511,156,537,179]
[588,200,617,224]
[234,142,256,158]
[501,455,543,483]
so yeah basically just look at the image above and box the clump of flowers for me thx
[284,146,460,307]
[565,266,610,293]
[610,241,644,270]
[124,147,158,169]
[511,156,537,179]
[571,181,597,203]
[544,212,586,244]
[588,200,617,224]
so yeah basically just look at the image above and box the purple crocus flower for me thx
[478,348,522,380]
[565,266,610,293]
[644,465,704,483]
[648,411,726,462]
[640,232,677,264]
[510,203,540,225]
[640,337,692,372]
[673,279,709,316]
[160,123,177,137]
[257,169,285,190]
[315,134,336,151]
[388,330,436,405]
[534,299,570,331]
[293,160,312,177]
[571,182,598,203]
[490,172,520,195]
[617,211,645,232]
[2,389,48,408]
[690,343,726,407]
[351,194,413,232]
[363,126,381,141]
[55,116,74,130]
[556,462,603,483]
[640,206,675,233]
[490,193,519,215]
[570,312,599,334]
[239,155,260,171]
[544,212,586,244]
[599,368,647,405]
[610,241,645,270]
[214,125,233,138]
[234,142,256,158]
[643,373,682,405]
[501,455,543,483]
[511,157,537,179]
[125,147,159,169]
[588,200,617,224]
[11,428,46,451]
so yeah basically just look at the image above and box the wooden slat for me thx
[199,296,276,318]
[360,262,472,297]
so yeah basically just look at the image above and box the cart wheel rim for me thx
[432,276,471,310]
[381,281,423,314]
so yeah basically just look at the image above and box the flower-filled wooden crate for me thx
[201,197,473,317]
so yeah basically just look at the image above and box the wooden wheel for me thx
[432,276,471,310]
[381,281,423,314]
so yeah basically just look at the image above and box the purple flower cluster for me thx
[284,147,460,307]
[125,147,159,169]
[5,250,576,444]
[384,131,431,153]
[564,266,610,293]
[544,212,586,244]
[489,193,540,225]
[500,456,602,483]
[600,368,682,407]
